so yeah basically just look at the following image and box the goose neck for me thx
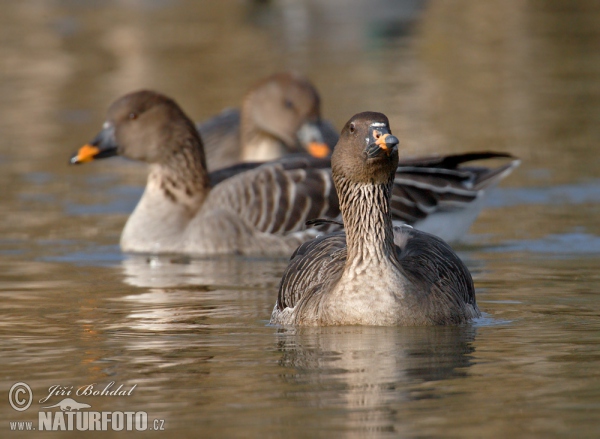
[152,134,210,213]
[335,176,397,266]
[240,112,285,162]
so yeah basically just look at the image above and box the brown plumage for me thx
[197,72,337,170]
[71,90,337,256]
[270,112,481,326]
[71,89,517,256]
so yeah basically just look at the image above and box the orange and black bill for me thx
[366,126,399,159]
[70,123,118,165]
[297,120,333,158]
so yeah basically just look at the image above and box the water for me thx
[1,1,599,437]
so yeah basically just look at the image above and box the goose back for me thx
[204,157,339,236]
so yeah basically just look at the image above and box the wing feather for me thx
[210,152,518,235]
[392,152,520,222]
[394,226,479,323]
[277,231,347,311]
[209,157,338,236]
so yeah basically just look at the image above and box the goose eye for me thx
[128,112,138,120]
[284,99,294,109]
[349,123,355,133]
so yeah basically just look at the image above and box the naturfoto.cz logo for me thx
[7,381,166,432]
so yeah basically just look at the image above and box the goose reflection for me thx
[116,254,284,334]
[275,325,477,434]
[120,254,288,289]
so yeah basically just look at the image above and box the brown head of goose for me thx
[71,90,339,256]
[270,112,481,326]
[197,72,335,170]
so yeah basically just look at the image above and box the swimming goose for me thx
[71,90,338,256]
[197,71,336,170]
[197,73,519,242]
[71,90,515,255]
[270,112,481,326]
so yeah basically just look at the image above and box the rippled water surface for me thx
[1,1,599,437]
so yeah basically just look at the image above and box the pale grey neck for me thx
[120,161,207,253]
[121,139,210,252]
[336,176,397,268]
[241,133,286,162]
[240,110,286,162]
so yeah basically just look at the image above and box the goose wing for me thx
[209,155,332,187]
[277,231,347,311]
[394,226,479,322]
[209,161,265,187]
[392,152,520,223]
[209,156,340,235]
[210,151,519,234]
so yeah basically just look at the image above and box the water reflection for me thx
[1,0,600,437]
[275,325,477,435]
[249,0,426,54]
[120,254,288,289]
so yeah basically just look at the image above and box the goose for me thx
[197,72,519,242]
[270,112,481,326]
[71,90,338,256]
[71,90,515,255]
[197,71,336,170]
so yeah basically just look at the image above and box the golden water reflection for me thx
[0,1,599,437]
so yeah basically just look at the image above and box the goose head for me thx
[332,112,400,185]
[70,90,204,166]
[241,72,330,160]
